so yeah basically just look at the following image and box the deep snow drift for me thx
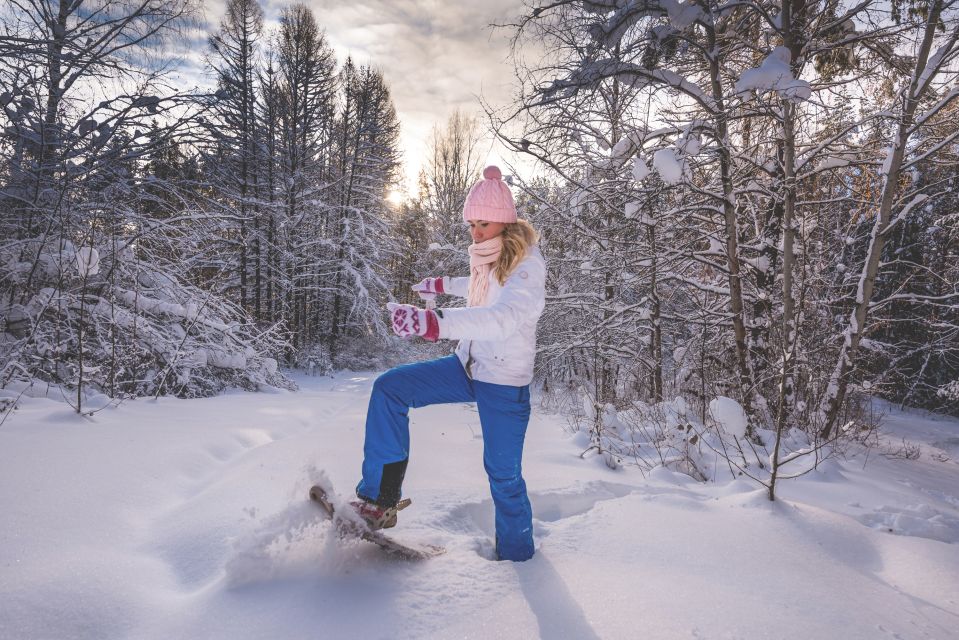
[1,372,958,639]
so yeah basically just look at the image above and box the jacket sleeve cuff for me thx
[423,309,441,342]
[437,309,452,340]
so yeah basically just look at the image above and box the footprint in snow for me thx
[856,503,959,544]
[435,481,635,558]
[531,481,635,523]
[930,436,959,461]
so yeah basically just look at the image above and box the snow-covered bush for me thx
[558,386,832,486]
[1,239,293,405]
[1,0,407,411]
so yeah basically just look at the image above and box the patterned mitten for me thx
[386,302,440,342]
[411,277,445,306]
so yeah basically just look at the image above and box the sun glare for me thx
[387,189,406,206]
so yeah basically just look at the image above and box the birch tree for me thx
[423,109,484,277]
[818,0,959,437]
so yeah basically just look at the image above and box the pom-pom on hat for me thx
[462,165,517,223]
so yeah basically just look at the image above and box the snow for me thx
[815,155,852,170]
[708,395,748,438]
[858,504,959,544]
[610,136,631,159]
[916,39,952,93]
[735,46,812,102]
[885,193,930,235]
[705,235,724,254]
[651,24,676,41]
[744,254,771,274]
[677,132,700,155]
[580,0,618,16]
[632,156,649,182]
[585,0,705,46]
[2,375,959,639]
[661,0,704,29]
[654,68,712,105]
[75,247,100,277]
[653,148,684,184]
[609,131,643,162]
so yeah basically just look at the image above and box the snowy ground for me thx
[2,372,958,640]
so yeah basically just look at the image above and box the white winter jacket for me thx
[438,247,546,387]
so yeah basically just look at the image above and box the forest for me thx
[2,0,958,495]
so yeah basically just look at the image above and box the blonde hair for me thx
[495,219,539,285]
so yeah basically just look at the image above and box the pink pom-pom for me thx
[483,165,502,180]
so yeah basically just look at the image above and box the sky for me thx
[190,0,530,197]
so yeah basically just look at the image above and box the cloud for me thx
[196,0,528,192]
[303,0,525,190]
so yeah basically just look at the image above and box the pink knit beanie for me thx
[462,166,517,223]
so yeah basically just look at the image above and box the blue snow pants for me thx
[356,355,534,561]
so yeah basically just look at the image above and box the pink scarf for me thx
[467,236,503,307]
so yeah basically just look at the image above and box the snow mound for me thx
[931,436,959,459]
[708,396,748,438]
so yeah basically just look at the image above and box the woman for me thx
[353,166,546,562]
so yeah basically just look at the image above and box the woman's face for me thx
[468,220,506,243]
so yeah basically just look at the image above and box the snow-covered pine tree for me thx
[326,60,401,363]
[255,46,284,326]
[204,0,265,318]
[269,3,338,359]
